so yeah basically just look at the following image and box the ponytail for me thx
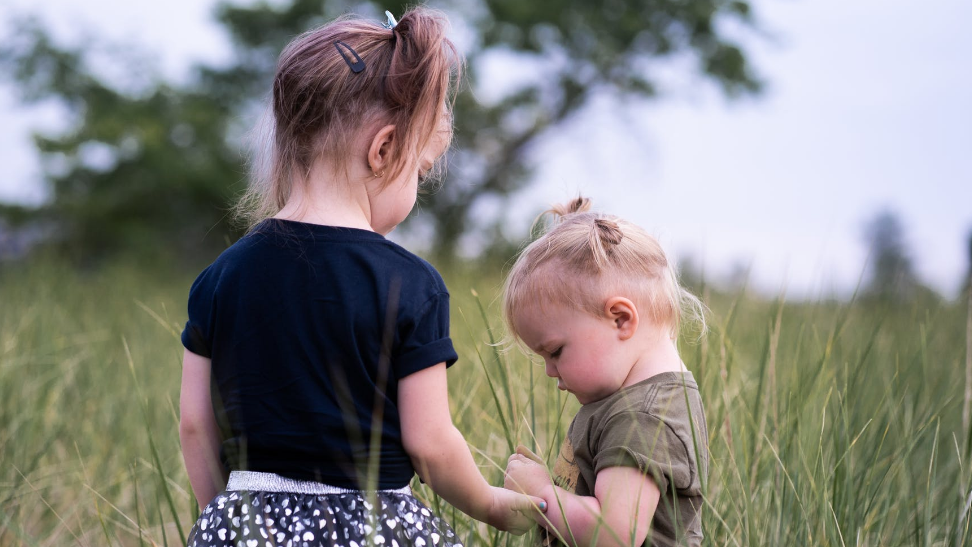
[236,7,462,229]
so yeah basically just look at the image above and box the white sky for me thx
[1,0,970,298]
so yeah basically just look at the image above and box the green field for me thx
[1,256,970,546]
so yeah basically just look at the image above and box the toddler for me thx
[502,197,708,547]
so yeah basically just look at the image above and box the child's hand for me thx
[486,485,546,535]
[504,445,552,497]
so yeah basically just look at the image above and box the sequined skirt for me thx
[187,471,462,547]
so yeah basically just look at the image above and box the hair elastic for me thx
[334,41,365,73]
[381,10,399,29]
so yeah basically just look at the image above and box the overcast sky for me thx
[1,0,970,299]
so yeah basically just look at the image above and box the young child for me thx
[179,8,543,547]
[502,197,709,547]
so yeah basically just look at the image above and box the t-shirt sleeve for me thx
[395,291,458,379]
[181,267,216,358]
[593,411,696,494]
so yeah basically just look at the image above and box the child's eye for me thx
[550,347,562,359]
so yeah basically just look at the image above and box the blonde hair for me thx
[503,197,705,341]
[236,7,462,227]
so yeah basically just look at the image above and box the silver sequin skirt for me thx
[187,471,462,547]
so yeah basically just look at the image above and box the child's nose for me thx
[544,361,558,378]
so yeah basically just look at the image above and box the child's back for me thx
[183,219,456,488]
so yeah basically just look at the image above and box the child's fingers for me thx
[515,444,544,464]
[504,459,529,491]
[506,453,531,466]
[505,453,534,475]
[511,492,547,514]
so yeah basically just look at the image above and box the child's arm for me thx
[399,363,546,534]
[179,349,226,507]
[506,451,660,547]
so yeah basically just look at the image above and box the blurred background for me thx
[1,0,969,299]
[2,2,972,545]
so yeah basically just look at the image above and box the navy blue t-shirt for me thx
[181,219,458,489]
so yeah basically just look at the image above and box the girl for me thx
[179,8,543,547]
[501,198,709,547]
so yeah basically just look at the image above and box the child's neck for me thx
[274,160,377,232]
[621,329,687,389]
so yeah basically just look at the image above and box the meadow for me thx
[1,255,970,546]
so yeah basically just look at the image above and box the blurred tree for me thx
[1,0,760,260]
[861,210,922,301]
[676,253,705,294]
[0,21,244,261]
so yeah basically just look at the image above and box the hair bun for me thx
[595,218,623,245]
[547,196,592,219]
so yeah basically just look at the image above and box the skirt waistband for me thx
[226,471,412,496]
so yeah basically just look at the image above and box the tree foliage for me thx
[861,210,923,301]
[1,0,760,260]
[0,21,243,260]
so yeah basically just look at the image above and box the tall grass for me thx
[0,256,969,545]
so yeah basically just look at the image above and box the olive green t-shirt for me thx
[542,371,708,547]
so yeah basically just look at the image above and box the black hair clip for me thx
[334,41,365,73]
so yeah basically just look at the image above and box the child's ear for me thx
[604,297,639,340]
[367,124,396,175]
